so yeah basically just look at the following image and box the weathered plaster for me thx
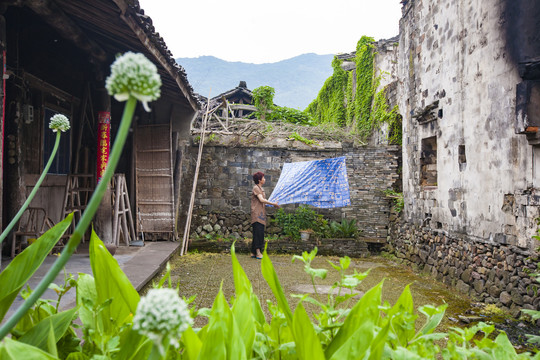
[398,0,539,249]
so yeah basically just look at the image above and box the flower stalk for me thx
[0,114,70,247]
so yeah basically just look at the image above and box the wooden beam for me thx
[229,104,257,112]
[212,113,229,132]
[24,0,107,64]
[113,0,200,112]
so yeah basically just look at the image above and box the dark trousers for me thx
[252,222,265,254]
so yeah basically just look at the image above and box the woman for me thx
[251,171,279,259]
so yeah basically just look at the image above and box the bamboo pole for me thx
[181,91,211,255]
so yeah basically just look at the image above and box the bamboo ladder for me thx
[181,93,211,255]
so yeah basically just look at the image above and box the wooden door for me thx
[135,124,175,239]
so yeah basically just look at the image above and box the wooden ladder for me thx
[112,174,136,246]
[62,173,94,242]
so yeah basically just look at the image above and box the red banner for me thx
[96,111,110,183]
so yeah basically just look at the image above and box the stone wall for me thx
[384,0,540,317]
[177,140,400,242]
[189,238,369,258]
[388,219,540,317]
[397,0,540,249]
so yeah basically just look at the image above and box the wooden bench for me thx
[11,207,54,258]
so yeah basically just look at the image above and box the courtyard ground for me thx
[144,251,473,331]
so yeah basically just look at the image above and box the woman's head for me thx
[253,171,265,184]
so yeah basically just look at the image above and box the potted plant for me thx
[299,228,314,241]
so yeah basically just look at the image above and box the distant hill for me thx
[176,53,335,110]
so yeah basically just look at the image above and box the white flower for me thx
[105,52,161,112]
[49,114,70,132]
[132,288,193,352]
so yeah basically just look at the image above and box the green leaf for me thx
[306,267,328,280]
[46,322,58,358]
[250,294,266,327]
[522,309,540,320]
[198,288,246,360]
[0,214,73,321]
[65,352,90,360]
[261,248,293,325]
[0,337,58,359]
[292,302,325,360]
[232,293,256,358]
[156,262,173,289]
[368,320,391,360]
[492,332,519,358]
[76,273,97,330]
[182,327,202,360]
[89,230,139,333]
[329,321,375,360]
[18,308,77,353]
[340,256,351,270]
[326,280,383,359]
[416,303,447,336]
[327,260,342,271]
[230,243,252,297]
[384,284,416,346]
[116,327,152,360]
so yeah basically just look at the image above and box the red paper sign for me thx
[96,111,110,183]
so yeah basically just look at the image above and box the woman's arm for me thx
[257,193,280,208]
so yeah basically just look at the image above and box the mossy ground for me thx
[142,251,471,331]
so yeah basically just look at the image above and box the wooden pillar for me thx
[93,89,113,244]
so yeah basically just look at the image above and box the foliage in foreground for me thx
[1,240,539,359]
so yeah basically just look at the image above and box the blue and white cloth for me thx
[268,156,351,208]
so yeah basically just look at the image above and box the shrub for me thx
[329,218,359,238]
[274,205,326,240]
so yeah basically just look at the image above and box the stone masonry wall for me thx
[388,219,540,317]
[190,238,369,258]
[389,0,540,316]
[178,141,400,242]
[397,0,540,249]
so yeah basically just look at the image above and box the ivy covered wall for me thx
[306,36,401,145]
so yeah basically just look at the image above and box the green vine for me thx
[305,35,402,145]
[252,86,314,125]
[252,86,276,121]
[288,131,319,146]
[305,57,348,127]
[354,36,376,137]
[384,189,404,214]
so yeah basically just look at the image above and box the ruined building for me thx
[388,0,540,314]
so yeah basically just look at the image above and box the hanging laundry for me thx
[268,156,351,208]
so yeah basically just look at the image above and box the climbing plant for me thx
[252,86,314,125]
[305,35,402,145]
[252,86,276,121]
[354,36,376,137]
[305,56,348,127]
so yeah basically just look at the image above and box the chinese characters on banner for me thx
[96,111,110,184]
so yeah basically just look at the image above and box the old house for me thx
[388,0,540,315]
[1,0,199,256]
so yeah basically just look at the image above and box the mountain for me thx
[176,53,335,110]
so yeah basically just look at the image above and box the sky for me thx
[137,0,403,64]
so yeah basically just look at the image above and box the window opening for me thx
[420,136,437,187]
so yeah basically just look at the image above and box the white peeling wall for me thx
[397,0,539,249]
